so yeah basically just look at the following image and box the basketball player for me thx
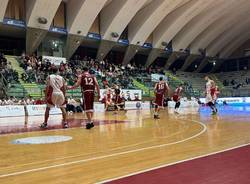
[105,86,112,111]
[204,76,217,115]
[154,77,169,119]
[68,67,100,129]
[40,68,68,129]
[172,84,183,114]
[213,85,220,109]
[113,84,126,113]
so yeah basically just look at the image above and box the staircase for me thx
[210,74,224,90]
[131,78,154,97]
[165,71,184,87]
[164,71,197,98]
[6,55,41,98]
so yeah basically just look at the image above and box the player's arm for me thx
[61,78,67,95]
[67,76,81,90]
[165,82,170,96]
[94,77,100,99]
[154,83,158,94]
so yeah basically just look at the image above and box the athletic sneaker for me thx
[40,122,48,128]
[63,122,69,129]
[86,122,94,129]
[211,111,217,115]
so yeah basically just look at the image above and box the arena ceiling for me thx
[0,0,249,70]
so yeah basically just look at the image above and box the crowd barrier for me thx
[199,97,250,104]
[0,105,25,117]
[0,101,151,118]
[168,100,199,108]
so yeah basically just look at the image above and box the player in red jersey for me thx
[154,77,169,119]
[68,67,100,129]
[212,85,220,110]
[214,85,220,101]
[40,68,68,129]
[172,84,183,114]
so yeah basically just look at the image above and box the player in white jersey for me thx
[40,68,68,128]
[204,76,217,115]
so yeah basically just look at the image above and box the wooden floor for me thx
[0,106,250,183]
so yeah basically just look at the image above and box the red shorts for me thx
[172,94,180,102]
[83,91,94,112]
[155,93,164,107]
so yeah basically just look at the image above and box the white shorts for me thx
[205,94,213,103]
[48,92,66,108]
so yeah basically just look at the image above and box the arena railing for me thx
[0,73,8,98]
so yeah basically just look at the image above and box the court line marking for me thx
[0,122,190,171]
[97,142,250,184]
[0,119,206,178]
[0,119,135,137]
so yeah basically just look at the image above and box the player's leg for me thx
[113,97,120,114]
[60,107,68,128]
[41,106,50,128]
[174,100,181,114]
[208,101,216,115]
[53,92,69,128]
[84,92,95,129]
[154,94,161,119]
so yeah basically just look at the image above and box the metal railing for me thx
[0,73,8,98]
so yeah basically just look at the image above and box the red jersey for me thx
[210,86,216,97]
[81,72,96,92]
[155,82,168,95]
[174,87,183,96]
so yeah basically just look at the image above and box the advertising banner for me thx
[42,56,66,66]
[125,101,151,110]
[100,89,142,101]
[26,105,61,116]
[0,106,25,117]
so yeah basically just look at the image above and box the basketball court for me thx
[0,106,250,183]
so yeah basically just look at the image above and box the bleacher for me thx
[215,70,250,97]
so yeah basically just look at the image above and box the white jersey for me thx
[49,74,65,93]
[206,80,212,93]
[205,80,213,103]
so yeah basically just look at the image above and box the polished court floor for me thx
[0,105,250,183]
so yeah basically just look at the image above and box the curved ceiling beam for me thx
[210,31,250,73]
[207,16,250,56]
[194,15,250,72]
[64,0,108,59]
[221,31,250,58]
[128,0,189,46]
[26,0,61,29]
[153,0,214,49]
[96,0,148,61]
[0,0,9,22]
[25,0,62,54]
[101,0,148,41]
[173,0,238,51]
[67,0,108,36]
[189,0,250,55]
